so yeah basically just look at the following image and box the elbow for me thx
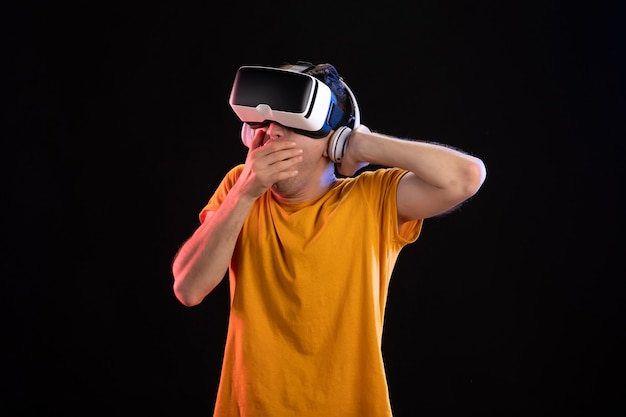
[461,157,487,198]
[173,278,204,307]
[171,254,225,307]
[172,265,205,307]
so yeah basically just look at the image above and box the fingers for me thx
[248,139,302,174]
[257,142,302,169]
[242,141,302,198]
[335,124,371,177]
[248,128,266,150]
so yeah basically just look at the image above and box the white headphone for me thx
[326,80,360,163]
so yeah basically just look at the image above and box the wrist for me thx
[350,125,375,162]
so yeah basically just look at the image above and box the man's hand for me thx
[334,125,371,177]
[239,129,303,199]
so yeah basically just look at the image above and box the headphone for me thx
[326,80,360,163]
[240,63,360,163]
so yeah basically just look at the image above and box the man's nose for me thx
[265,122,285,139]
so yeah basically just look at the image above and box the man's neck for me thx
[271,164,337,204]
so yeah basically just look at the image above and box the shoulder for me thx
[199,164,245,223]
[336,167,409,201]
[218,164,245,189]
[352,166,409,187]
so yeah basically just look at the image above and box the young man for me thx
[172,62,487,416]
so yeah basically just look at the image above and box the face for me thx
[257,122,335,199]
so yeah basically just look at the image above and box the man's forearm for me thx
[352,129,486,192]
[172,185,255,306]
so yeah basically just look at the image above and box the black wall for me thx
[4,1,624,415]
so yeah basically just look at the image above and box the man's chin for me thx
[271,181,286,194]
[271,178,296,196]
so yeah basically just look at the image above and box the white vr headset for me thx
[228,63,361,162]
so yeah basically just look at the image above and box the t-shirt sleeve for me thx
[199,164,244,223]
[357,167,423,246]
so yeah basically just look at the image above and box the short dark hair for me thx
[306,64,351,116]
[279,62,352,116]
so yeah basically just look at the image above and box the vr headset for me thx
[229,64,360,155]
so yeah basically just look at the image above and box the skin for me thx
[172,122,487,306]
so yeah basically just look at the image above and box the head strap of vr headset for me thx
[287,61,316,73]
[286,62,352,134]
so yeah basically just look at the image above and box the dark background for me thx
[4,0,624,416]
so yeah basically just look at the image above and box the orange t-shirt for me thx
[201,165,423,417]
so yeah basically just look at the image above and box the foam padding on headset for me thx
[241,123,255,147]
[328,126,352,163]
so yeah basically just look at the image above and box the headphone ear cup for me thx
[241,124,254,147]
[328,126,352,163]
